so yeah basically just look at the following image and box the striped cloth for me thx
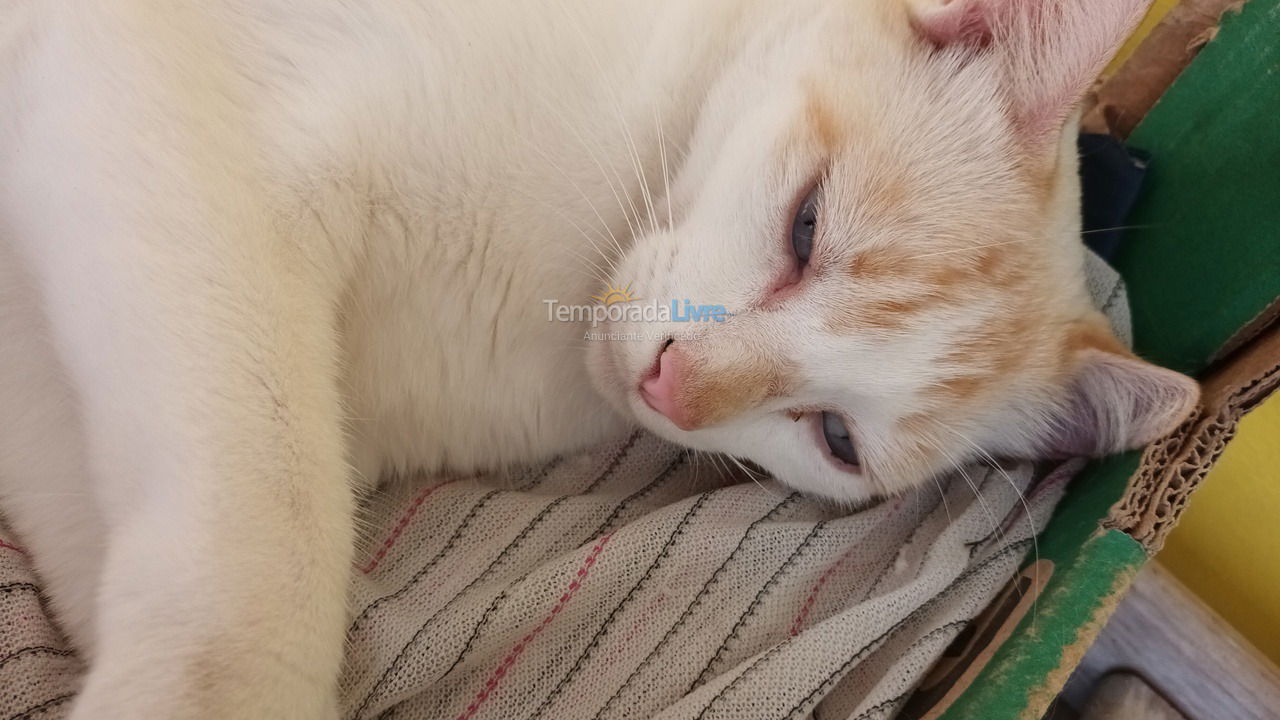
[0,252,1128,720]
[342,438,1073,720]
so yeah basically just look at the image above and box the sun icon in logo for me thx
[591,283,640,306]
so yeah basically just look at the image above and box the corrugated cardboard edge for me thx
[1081,0,1251,138]
[1105,317,1280,552]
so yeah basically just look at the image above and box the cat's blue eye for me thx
[821,411,859,467]
[791,187,820,266]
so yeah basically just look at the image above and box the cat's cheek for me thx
[584,340,629,415]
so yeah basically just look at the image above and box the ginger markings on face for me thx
[592,0,1198,503]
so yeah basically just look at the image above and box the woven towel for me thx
[0,252,1128,720]
[343,439,1076,720]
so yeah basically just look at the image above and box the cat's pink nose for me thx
[640,344,695,431]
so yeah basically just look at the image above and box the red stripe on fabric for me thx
[788,545,858,637]
[360,479,457,574]
[0,539,26,555]
[454,533,615,720]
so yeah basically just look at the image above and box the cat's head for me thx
[586,0,1197,503]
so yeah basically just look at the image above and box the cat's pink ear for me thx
[911,0,1150,149]
[1033,348,1199,458]
[910,0,1009,46]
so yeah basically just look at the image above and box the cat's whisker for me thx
[705,450,729,481]
[924,468,954,525]
[560,246,613,285]
[654,106,675,231]
[939,424,1038,546]
[697,450,720,484]
[558,220,620,280]
[588,59,659,237]
[528,92,641,257]
[507,158,624,279]
[1079,223,1157,236]
[616,118,659,237]
[710,452,740,487]
[725,454,784,498]
[517,135,630,272]
[917,428,1008,560]
[564,252,613,281]
[931,421,1043,628]
[548,0,658,238]
[903,237,1026,261]
[617,105,660,236]
[691,448,704,490]
[507,186,621,285]
[922,422,1010,544]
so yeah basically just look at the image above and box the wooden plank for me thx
[1062,564,1280,720]
[1080,673,1185,720]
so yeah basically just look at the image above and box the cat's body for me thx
[0,0,1193,717]
[3,0,700,481]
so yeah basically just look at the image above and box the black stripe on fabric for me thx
[582,431,643,494]
[349,458,563,633]
[0,646,74,670]
[588,452,689,538]
[694,538,1033,720]
[351,451,648,719]
[1101,280,1123,314]
[435,436,659,682]
[841,621,969,720]
[524,490,717,720]
[5,694,74,720]
[966,515,1021,557]
[0,583,40,596]
[592,493,801,720]
[867,468,995,602]
[777,541,1031,718]
[688,520,829,692]
[968,467,1035,559]
[960,468,1028,561]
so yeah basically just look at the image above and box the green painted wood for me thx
[938,454,1146,720]
[1115,0,1280,375]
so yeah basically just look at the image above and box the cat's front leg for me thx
[65,271,351,718]
[11,222,355,719]
[1,8,364,716]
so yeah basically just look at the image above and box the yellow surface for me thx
[1107,0,1182,72]
[1158,396,1280,665]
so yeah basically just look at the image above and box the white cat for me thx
[0,0,1195,716]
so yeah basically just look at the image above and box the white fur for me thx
[0,0,1180,716]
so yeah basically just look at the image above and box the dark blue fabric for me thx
[1077,133,1150,262]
